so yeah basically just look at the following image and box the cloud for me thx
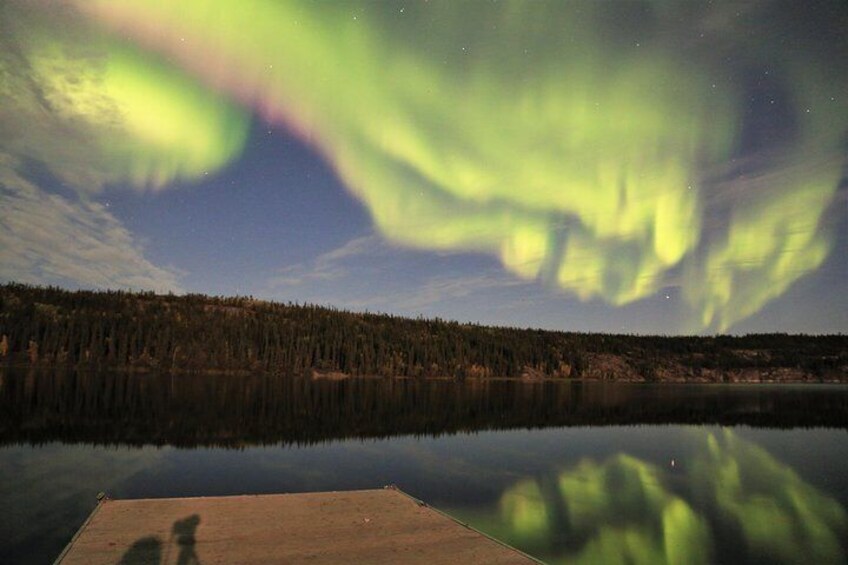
[353,272,529,313]
[270,235,382,287]
[0,157,183,292]
[0,1,253,292]
[268,234,528,314]
[0,1,250,192]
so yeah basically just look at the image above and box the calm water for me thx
[1,370,846,564]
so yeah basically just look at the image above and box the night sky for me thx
[1,0,846,334]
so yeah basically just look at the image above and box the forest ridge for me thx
[0,283,846,382]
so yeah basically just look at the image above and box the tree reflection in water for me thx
[1,369,846,447]
[471,430,846,565]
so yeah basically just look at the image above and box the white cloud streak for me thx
[268,233,529,314]
[347,272,529,313]
[0,157,183,293]
[269,235,385,287]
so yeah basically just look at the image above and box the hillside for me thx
[0,283,846,382]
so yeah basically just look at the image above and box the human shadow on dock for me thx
[118,514,201,565]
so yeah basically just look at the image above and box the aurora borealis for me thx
[1,1,846,333]
[473,430,847,564]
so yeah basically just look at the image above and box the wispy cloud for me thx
[267,233,529,315]
[0,3,240,294]
[0,3,249,193]
[347,272,529,313]
[0,158,183,293]
[269,235,382,287]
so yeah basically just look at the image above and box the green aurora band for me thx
[464,430,846,564]
[9,1,848,329]
[0,3,249,190]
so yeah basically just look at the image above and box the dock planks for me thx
[55,487,537,564]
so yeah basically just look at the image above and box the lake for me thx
[1,369,846,564]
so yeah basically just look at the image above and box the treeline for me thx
[0,283,846,381]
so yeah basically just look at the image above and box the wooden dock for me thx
[55,487,537,564]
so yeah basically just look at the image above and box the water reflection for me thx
[0,369,846,447]
[1,425,845,565]
[499,454,710,564]
[1,370,846,564]
[475,430,846,564]
[692,431,847,564]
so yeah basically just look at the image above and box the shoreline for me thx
[2,363,845,384]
